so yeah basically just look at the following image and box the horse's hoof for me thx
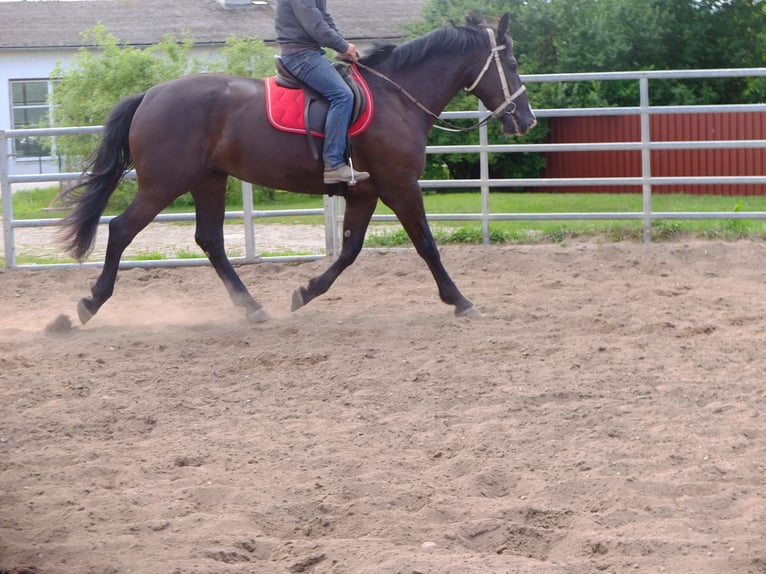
[291,287,305,312]
[456,304,481,318]
[246,307,271,323]
[77,299,94,325]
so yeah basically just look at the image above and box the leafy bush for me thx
[50,26,278,205]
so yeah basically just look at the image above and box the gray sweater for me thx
[275,0,350,56]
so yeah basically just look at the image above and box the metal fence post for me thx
[241,180,256,262]
[639,75,653,243]
[0,131,15,268]
[479,102,491,245]
[323,195,343,257]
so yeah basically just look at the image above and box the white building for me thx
[0,0,423,177]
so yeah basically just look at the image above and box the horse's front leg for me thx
[292,193,378,311]
[381,184,480,317]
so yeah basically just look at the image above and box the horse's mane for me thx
[359,22,491,70]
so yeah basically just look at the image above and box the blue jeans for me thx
[280,49,353,169]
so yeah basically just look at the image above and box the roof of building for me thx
[0,0,424,50]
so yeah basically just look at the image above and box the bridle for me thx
[355,27,527,133]
[465,28,527,120]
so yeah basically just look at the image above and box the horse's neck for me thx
[382,56,470,123]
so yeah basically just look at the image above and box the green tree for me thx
[50,26,277,206]
[413,0,766,183]
[208,35,277,78]
[51,26,276,166]
[416,0,766,103]
[51,26,199,132]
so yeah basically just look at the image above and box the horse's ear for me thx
[497,13,510,39]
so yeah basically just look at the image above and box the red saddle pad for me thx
[264,64,374,138]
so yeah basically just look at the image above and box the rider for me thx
[274,0,370,185]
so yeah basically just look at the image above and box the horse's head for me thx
[465,13,536,136]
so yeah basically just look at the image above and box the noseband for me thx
[465,28,526,119]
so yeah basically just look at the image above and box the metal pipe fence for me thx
[3,67,766,269]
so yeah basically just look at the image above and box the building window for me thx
[10,79,53,159]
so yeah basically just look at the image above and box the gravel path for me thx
[2,222,330,262]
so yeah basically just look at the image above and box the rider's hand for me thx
[344,43,360,63]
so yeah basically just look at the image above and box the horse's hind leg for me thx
[381,184,479,317]
[292,194,378,311]
[78,186,172,324]
[191,172,269,323]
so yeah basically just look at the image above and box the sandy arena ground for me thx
[1,239,765,573]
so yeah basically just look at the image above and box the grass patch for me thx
[177,249,204,259]
[8,186,70,219]
[6,255,77,266]
[365,224,557,247]
[131,252,166,261]
[5,187,766,257]
[257,250,319,258]
[4,185,327,223]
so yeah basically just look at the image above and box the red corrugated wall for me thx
[540,112,766,195]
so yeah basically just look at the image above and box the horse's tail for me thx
[59,92,146,261]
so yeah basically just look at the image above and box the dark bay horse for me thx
[61,13,536,325]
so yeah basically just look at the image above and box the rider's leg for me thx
[281,49,369,184]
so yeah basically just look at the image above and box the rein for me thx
[355,28,526,133]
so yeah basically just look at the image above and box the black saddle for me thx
[274,56,367,161]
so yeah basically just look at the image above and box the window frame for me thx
[9,78,55,161]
